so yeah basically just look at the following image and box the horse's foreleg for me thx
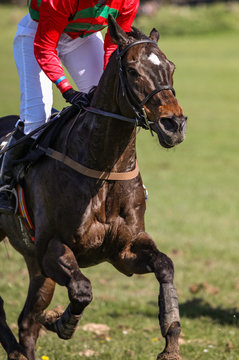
[39,238,92,340]
[154,256,181,360]
[112,232,181,360]
[0,296,28,360]
[17,256,55,360]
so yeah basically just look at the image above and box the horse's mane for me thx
[127,26,149,41]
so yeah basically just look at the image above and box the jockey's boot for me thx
[0,120,25,215]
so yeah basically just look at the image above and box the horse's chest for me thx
[68,181,144,260]
[72,197,127,256]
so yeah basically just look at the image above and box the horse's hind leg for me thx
[112,232,181,360]
[0,235,26,359]
[38,237,92,340]
[17,255,55,360]
[0,296,27,360]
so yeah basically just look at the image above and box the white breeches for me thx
[13,14,104,134]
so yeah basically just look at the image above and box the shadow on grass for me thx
[104,297,239,327]
[180,298,239,326]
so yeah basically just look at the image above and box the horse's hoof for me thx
[156,352,182,360]
[37,306,64,329]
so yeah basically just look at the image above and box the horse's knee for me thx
[18,315,40,337]
[154,253,174,283]
[130,234,174,282]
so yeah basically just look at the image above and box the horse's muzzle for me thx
[152,115,187,148]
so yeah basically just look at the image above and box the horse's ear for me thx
[108,14,129,46]
[149,28,159,42]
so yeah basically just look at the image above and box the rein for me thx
[82,106,153,128]
[0,110,65,156]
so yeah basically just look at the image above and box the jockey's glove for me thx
[63,89,90,108]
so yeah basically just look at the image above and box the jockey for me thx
[0,0,139,214]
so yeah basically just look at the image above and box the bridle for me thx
[117,39,176,133]
[0,39,176,157]
[85,39,176,135]
[0,39,177,181]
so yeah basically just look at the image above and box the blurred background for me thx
[0,1,239,359]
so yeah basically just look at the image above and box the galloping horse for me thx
[0,15,187,360]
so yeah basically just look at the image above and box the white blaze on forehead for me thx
[148,53,161,66]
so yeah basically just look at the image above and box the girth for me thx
[38,146,139,181]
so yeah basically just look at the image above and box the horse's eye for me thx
[127,67,139,78]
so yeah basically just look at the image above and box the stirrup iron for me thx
[0,185,18,214]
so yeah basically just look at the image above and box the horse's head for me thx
[108,15,187,148]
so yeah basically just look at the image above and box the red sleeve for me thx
[34,0,78,93]
[104,0,139,68]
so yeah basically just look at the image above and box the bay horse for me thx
[0,15,187,360]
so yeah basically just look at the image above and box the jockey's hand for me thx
[63,89,90,108]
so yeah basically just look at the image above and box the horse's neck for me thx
[70,60,137,173]
[88,114,137,172]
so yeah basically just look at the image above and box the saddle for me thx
[0,104,82,240]
[15,105,80,178]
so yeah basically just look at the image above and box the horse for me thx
[0,15,187,360]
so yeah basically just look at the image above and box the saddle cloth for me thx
[17,184,35,242]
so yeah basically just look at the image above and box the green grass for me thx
[1,4,239,360]
[135,2,239,36]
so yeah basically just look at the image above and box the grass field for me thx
[0,3,239,360]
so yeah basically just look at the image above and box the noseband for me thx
[85,39,176,134]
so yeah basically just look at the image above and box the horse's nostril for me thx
[160,118,178,132]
